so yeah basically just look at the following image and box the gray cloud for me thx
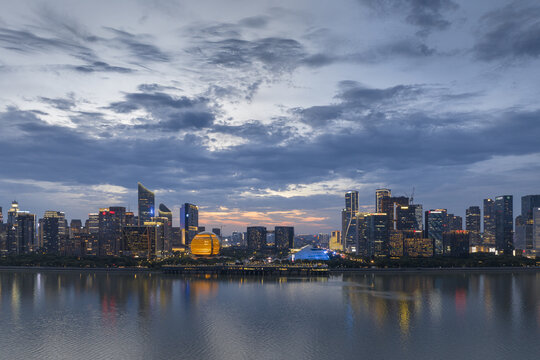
[475,3,540,61]
[104,27,170,63]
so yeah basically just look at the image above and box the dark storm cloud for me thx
[104,27,170,62]
[238,16,270,28]
[108,89,216,130]
[474,3,540,61]
[359,0,458,36]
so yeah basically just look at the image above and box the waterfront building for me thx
[355,213,369,257]
[425,209,448,255]
[13,212,35,254]
[443,230,470,257]
[275,226,294,249]
[483,198,496,246]
[180,203,198,246]
[247,226,267,249]
[466,206,481,245]
[98,207,126,256]
[190,232,220,256]
[149,217,170,256]
[123,225,160,258]
[342,191,359,252]
[495,195,513,254]
[290,245,329,261]
[86,213,99,234]
[375,188,391,213]
[138,182,155,225]
[329,230,341,251]
[402,230,433,257]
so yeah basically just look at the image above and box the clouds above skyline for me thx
[0,0,539,232]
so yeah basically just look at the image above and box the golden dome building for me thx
[190,232,221,256]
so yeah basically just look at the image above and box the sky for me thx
[0,0,539,233]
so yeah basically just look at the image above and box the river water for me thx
[0,270,538,359]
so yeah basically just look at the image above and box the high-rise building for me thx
[533,208,540,256]
[425,209,448,255]
[12,212,35,254]
[375,188,391,213]
[86,213,99,234]
[329,230,341,251]
[212,228,221,238]
[519,195,540,252]
[7,201,19,225]
[275,226,294,249]
[381,196,409,230]
[38,211,66,254]
[355,212,369,257]
[483,198,496,246]
[98,207,126,256]
[396,204,423,231]
[402,230,433,257]
[466,206,481,245]
[158,204,173,254]
[0,206,3,224]
[388,230,404,257]
[247,226,267,250]
[495,195,513,254]
[138,182,155,226]
[447,214,462,231]
[342,191,359,252]
[443,230,470,257]
[180,203,198,246]
[366,213,388,258]
[231,231,244,246]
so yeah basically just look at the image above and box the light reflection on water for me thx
[0,270,538,360]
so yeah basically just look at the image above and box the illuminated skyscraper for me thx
[7,201,19,225]
[329,230,341,251]
[396,204,423,231]
[275,226,294,249]
[483,198,496,246]
[366,213,388,257]
[342,191,359,252]
[375,188,391,213]
[495,195,513,254]
[381,196,409,230]
[180,203,198,245]
[443,230,470,257]
[138,182,155,226]
[158,204,173,253]
[519,195,540,252]
[11,212,35,254]
[466,206,481,245]
[247,226,267,250]
[98,207,126,256]
[447,214,462,231]
[425,209,448,255]
[38,211,66,254]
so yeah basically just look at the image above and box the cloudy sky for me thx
[1,0,539,233]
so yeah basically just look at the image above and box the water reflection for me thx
[0,270,537,360]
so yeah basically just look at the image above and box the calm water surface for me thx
[0,270,538,360]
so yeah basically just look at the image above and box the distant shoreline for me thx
[0,265,537,275]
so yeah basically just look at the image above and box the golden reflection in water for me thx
[399,300,410,336]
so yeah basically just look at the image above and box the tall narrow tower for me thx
[138,182,155,226]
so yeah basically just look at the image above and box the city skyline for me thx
[1,0,540,233]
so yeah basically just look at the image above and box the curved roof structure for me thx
[290,245,329,261]
[191,232,220,256]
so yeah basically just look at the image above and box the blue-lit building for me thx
[180,203,199,245]
[290,245,329,261]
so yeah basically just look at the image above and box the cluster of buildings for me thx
[0,183,296,258]
[331,190,540,258]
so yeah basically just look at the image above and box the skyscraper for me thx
[158,204,173,253]
[519,195,540,252]
[366,213,388,258]
[180,203,198,245]
[98,207,126,256]
[466,206,481,245]
[447,214,463,231]
[247,226,267,250]
[329,230,341,251]
[275,226,294,249]
[495,195,513,254]
[0,206,3,224]
[533,207,540,256]
[380,196,409,230]
[13,212,35,254]
[396,204,423,231]
[375,188,391,213]
[342,191,359,252]
[425,209,448,255]
[443,230,470,257]
[138,182,155,226]
[483,198,496,246]
[38,211,66,254]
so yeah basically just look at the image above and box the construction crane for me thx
[404,187,416,204]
